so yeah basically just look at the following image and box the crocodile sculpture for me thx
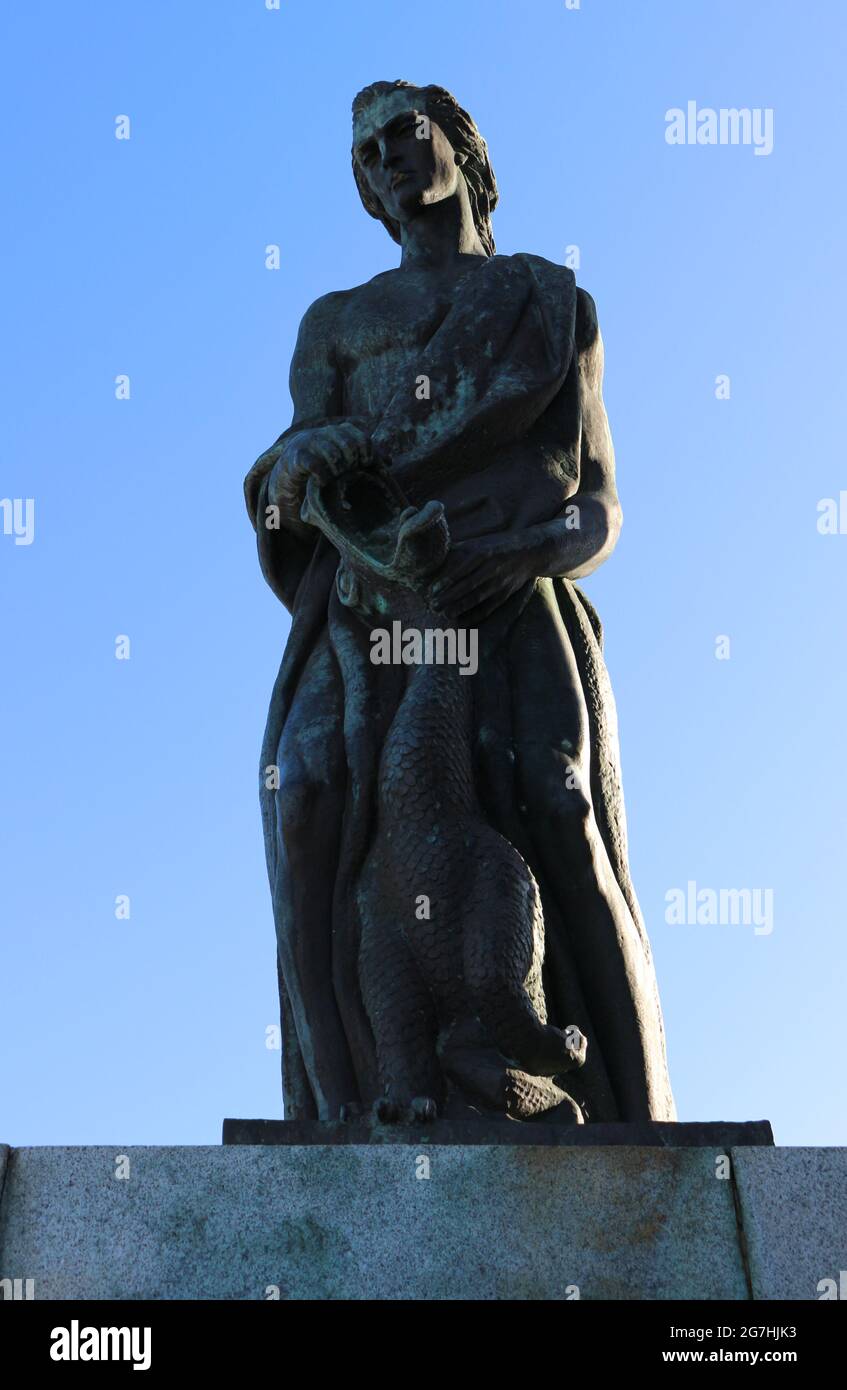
[300,462,588,1121]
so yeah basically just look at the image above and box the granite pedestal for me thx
[1,1126,844,1300]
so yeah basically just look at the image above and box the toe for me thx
[410,1096,438,1123]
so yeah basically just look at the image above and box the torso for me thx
[334,260,488,419]
[327,258,580,540]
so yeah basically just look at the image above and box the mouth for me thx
[301,470,450,586]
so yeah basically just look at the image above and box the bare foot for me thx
[338,1101,364,1122]
[373,1093,439,1124]
[523,1023,588,1077]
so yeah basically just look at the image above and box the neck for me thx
[399,179,488,270]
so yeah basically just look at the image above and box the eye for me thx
[358,143,377,167]
[387,116,417,141]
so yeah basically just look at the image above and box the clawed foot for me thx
[562,1024,588,1071]
[373,1094,438,1124]
[524,1023,588,1077]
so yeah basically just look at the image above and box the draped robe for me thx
[245,253,675,1123]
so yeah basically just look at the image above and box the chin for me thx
[394,190,427,217]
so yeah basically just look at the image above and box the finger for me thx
[346,419,381,469]
[463,592,508,624]
[437,583,494,621]
[431,554,490,601]
[435,559,498,608]
[267,466,288,507]
[286,443,315,478]
[302,450,335,486]
[268,456,308,510]
[314,437,342,466]
[319,426,358,471]
[255,446,282,470]
[453,574,512,621]
[336,422,372,466]
[304,438,345,483]
[325,430,370,477]
[251,440,286,483]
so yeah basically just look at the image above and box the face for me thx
[353,89,461,226]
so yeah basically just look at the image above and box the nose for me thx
[379,138,402,171]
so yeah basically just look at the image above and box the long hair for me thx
[351,80,498,256]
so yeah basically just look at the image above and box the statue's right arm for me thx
[244,292,370,611]
[245,292,342,535]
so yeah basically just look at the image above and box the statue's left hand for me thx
[430,535,537,623]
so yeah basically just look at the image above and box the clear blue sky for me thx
[2,0,844,1147]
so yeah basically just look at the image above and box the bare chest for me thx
[335,274,465,419]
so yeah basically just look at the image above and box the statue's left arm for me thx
[432,287,622,621]
[547,287,622,579]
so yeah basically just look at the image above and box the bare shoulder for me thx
[296,270,398,345]
[342,267,404,303]
[295,288,352,352]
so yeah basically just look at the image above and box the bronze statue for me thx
[245,80,675,1127]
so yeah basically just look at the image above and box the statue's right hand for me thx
[268,423,373,510]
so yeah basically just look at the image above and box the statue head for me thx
[351,80,498,255]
